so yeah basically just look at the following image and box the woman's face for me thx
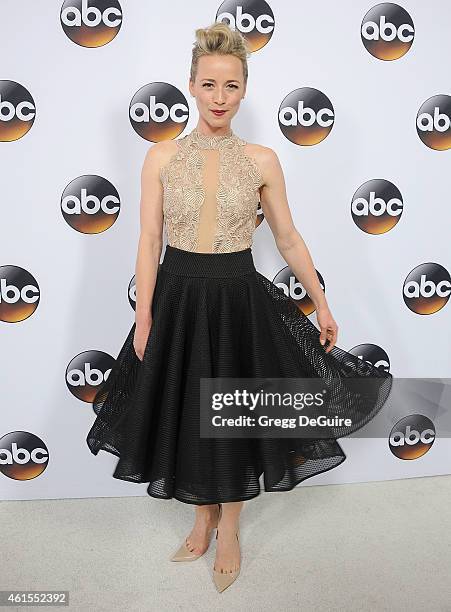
[189,53,246,132]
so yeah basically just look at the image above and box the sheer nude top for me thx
[159,127,264,253]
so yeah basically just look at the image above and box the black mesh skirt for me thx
[86,244,393,505]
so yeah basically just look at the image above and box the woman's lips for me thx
[211,110,226,116]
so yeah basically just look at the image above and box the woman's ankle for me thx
[195,504,219,525]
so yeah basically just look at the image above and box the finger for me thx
[325,329,338,352]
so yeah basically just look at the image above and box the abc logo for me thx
[61,175,121,233]
[0,80,36,142]
[66,350,116,402]
[60,0,123,47]
[389,415,435,459]
[351,179,403,234]
[348,344,391,374]
[0,432,49,480]
[216,0,275,51]
[416,95,451,151]
[273,266,325,316]
[361,3,414,60]
[403,263,451,314]
[279,87,334,145]
[130,82,189,142]
[0,265,40,322]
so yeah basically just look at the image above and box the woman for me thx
[86,22,392,592]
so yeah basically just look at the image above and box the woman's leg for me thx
[214,501,243,573]
[185,503,221,555]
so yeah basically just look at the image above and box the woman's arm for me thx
[257,146,338,352]
[134,144,164,330]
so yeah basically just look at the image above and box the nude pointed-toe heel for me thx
[170,504,222,562]
[213,527,240,593]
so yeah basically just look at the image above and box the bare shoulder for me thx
[143,139,179,171]
[243,142,280,186]
[244,141,278,163]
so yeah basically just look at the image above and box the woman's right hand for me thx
[133,318,153,361]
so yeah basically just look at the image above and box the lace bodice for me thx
[159,127,264,253]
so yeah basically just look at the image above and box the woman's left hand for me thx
[315,304,338,353]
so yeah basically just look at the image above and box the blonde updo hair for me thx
[190,22,251,85]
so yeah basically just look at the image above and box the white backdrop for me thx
[1,0,450,501]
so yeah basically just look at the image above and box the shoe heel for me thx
[215,503,222,539]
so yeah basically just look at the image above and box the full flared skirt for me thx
[86,245,393,504]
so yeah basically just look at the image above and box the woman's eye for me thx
[202,83,238,89]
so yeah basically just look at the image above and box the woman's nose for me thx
[214,91,226,103]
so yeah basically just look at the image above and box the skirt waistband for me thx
[161,244,256,278]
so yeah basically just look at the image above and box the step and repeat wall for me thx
[1,1,450,500]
